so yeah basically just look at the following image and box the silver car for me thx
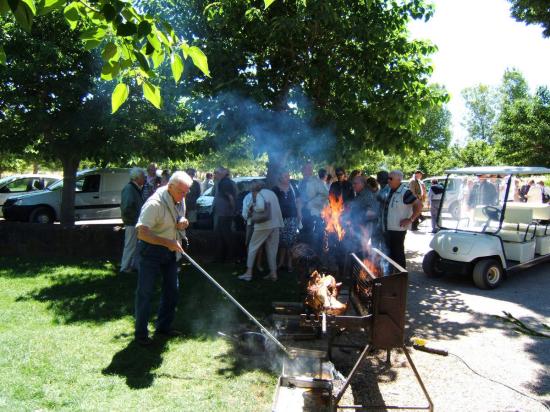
[0,174,59,217]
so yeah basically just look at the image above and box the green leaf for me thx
[0,44,5,65]
[116,22,137,37]
[101,60,120,80]
[145,41,155,56]
[146,32,161,51]
[119,58,132,70]
[39,0,65,15]
[135,51,149,72]
[102,42,119,62]
[137,20,152,38]
[151,49,164,68]
[180,43,189,59]
[9,0,34,31]
[79,27,106,50]
[0,0,10,16]
[170,53,183,84]
[101,3,116,22]
[20,0,35,15]
[264,0,276,9]
[142,81,161,109]
[111,83,129,114]
[188,46,210,77]
[63,2,80,29]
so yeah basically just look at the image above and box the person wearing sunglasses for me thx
[379,170,423,270]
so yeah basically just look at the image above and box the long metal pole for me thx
[182,251,291,357]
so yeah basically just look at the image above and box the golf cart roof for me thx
[445,166,550,175]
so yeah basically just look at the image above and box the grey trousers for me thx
[121,225,137,271]
[246,228,279,274]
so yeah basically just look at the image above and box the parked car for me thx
[2,168,130,223]
[423,166,550,290]
[195,176,266,230]
[194,176,299,230]
[0,174,59,217]
[423,176,464,219]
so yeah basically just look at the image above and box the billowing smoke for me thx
[193,90,335,171]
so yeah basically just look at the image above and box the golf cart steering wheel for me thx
[481,206,501,221]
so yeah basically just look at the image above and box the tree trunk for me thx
[33,163,39,173]
[59,155,80,227]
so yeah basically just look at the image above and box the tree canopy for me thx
[0,0,210,112]
[508,0,550,37]
[141,0,447,174]
[0,12,203,224]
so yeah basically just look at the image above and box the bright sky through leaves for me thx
[409,0,550,143]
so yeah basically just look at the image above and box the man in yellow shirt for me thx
[134,171,193,346]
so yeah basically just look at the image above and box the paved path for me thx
[397,226,550,411]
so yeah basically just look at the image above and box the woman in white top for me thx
[239,181,284,282]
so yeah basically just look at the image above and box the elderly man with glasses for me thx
[134,171,193,346]
[379,170,423,270]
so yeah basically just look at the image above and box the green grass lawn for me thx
[0,256,301,411]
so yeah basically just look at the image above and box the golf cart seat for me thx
[503,206,533,224]
[498,224,536,263]
[533,224,550,255]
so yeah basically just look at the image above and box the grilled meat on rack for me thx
[304,271,347,315]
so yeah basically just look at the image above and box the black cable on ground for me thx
[447,351,550,411]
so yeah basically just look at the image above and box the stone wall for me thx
[0,222,244,260]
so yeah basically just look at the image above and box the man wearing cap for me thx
[408,170,426,230]
[380,170,423,269]
[134,171,192,346]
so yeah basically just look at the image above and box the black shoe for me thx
[135,336,153,346]
[156,329,182,337]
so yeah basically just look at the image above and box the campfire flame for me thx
[321,193,346,241]
[362,257,381,278]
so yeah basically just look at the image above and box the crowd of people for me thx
[116,163,549,345]
[119,162,428,345]
[210,164,424,279]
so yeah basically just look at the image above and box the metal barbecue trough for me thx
[272,248,434,411]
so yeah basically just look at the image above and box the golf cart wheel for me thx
[29,207,54,224]
[423,250,444,278]
[472,259,503,290]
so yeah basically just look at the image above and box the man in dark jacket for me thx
[213,167,237,262]
[329,167,354,204]
[185,168,202,228]
[120,167,145,274]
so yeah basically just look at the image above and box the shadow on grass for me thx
[0,256,117,279]
[17,269,135,323]
[102,337,169,389]
[14,257,299,388]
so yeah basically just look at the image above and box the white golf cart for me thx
[422,166,550,289]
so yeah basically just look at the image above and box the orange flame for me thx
[362,258,381,278]
[321,193,346,241]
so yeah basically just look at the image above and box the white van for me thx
[2,168,130,223]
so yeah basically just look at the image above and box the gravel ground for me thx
[330,224,549,411]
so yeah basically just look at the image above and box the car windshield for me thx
[0,175,18,186]
[438,174,511,233]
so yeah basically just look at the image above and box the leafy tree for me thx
[461,84,499,143]
[417,86,453,151]
[508,0,550,37]
[143,0,447,183]
[458,139,497,166]
[0,0,210,112]
[500,68,530,104]
[495,86,550,166]
[0,13,201,224]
